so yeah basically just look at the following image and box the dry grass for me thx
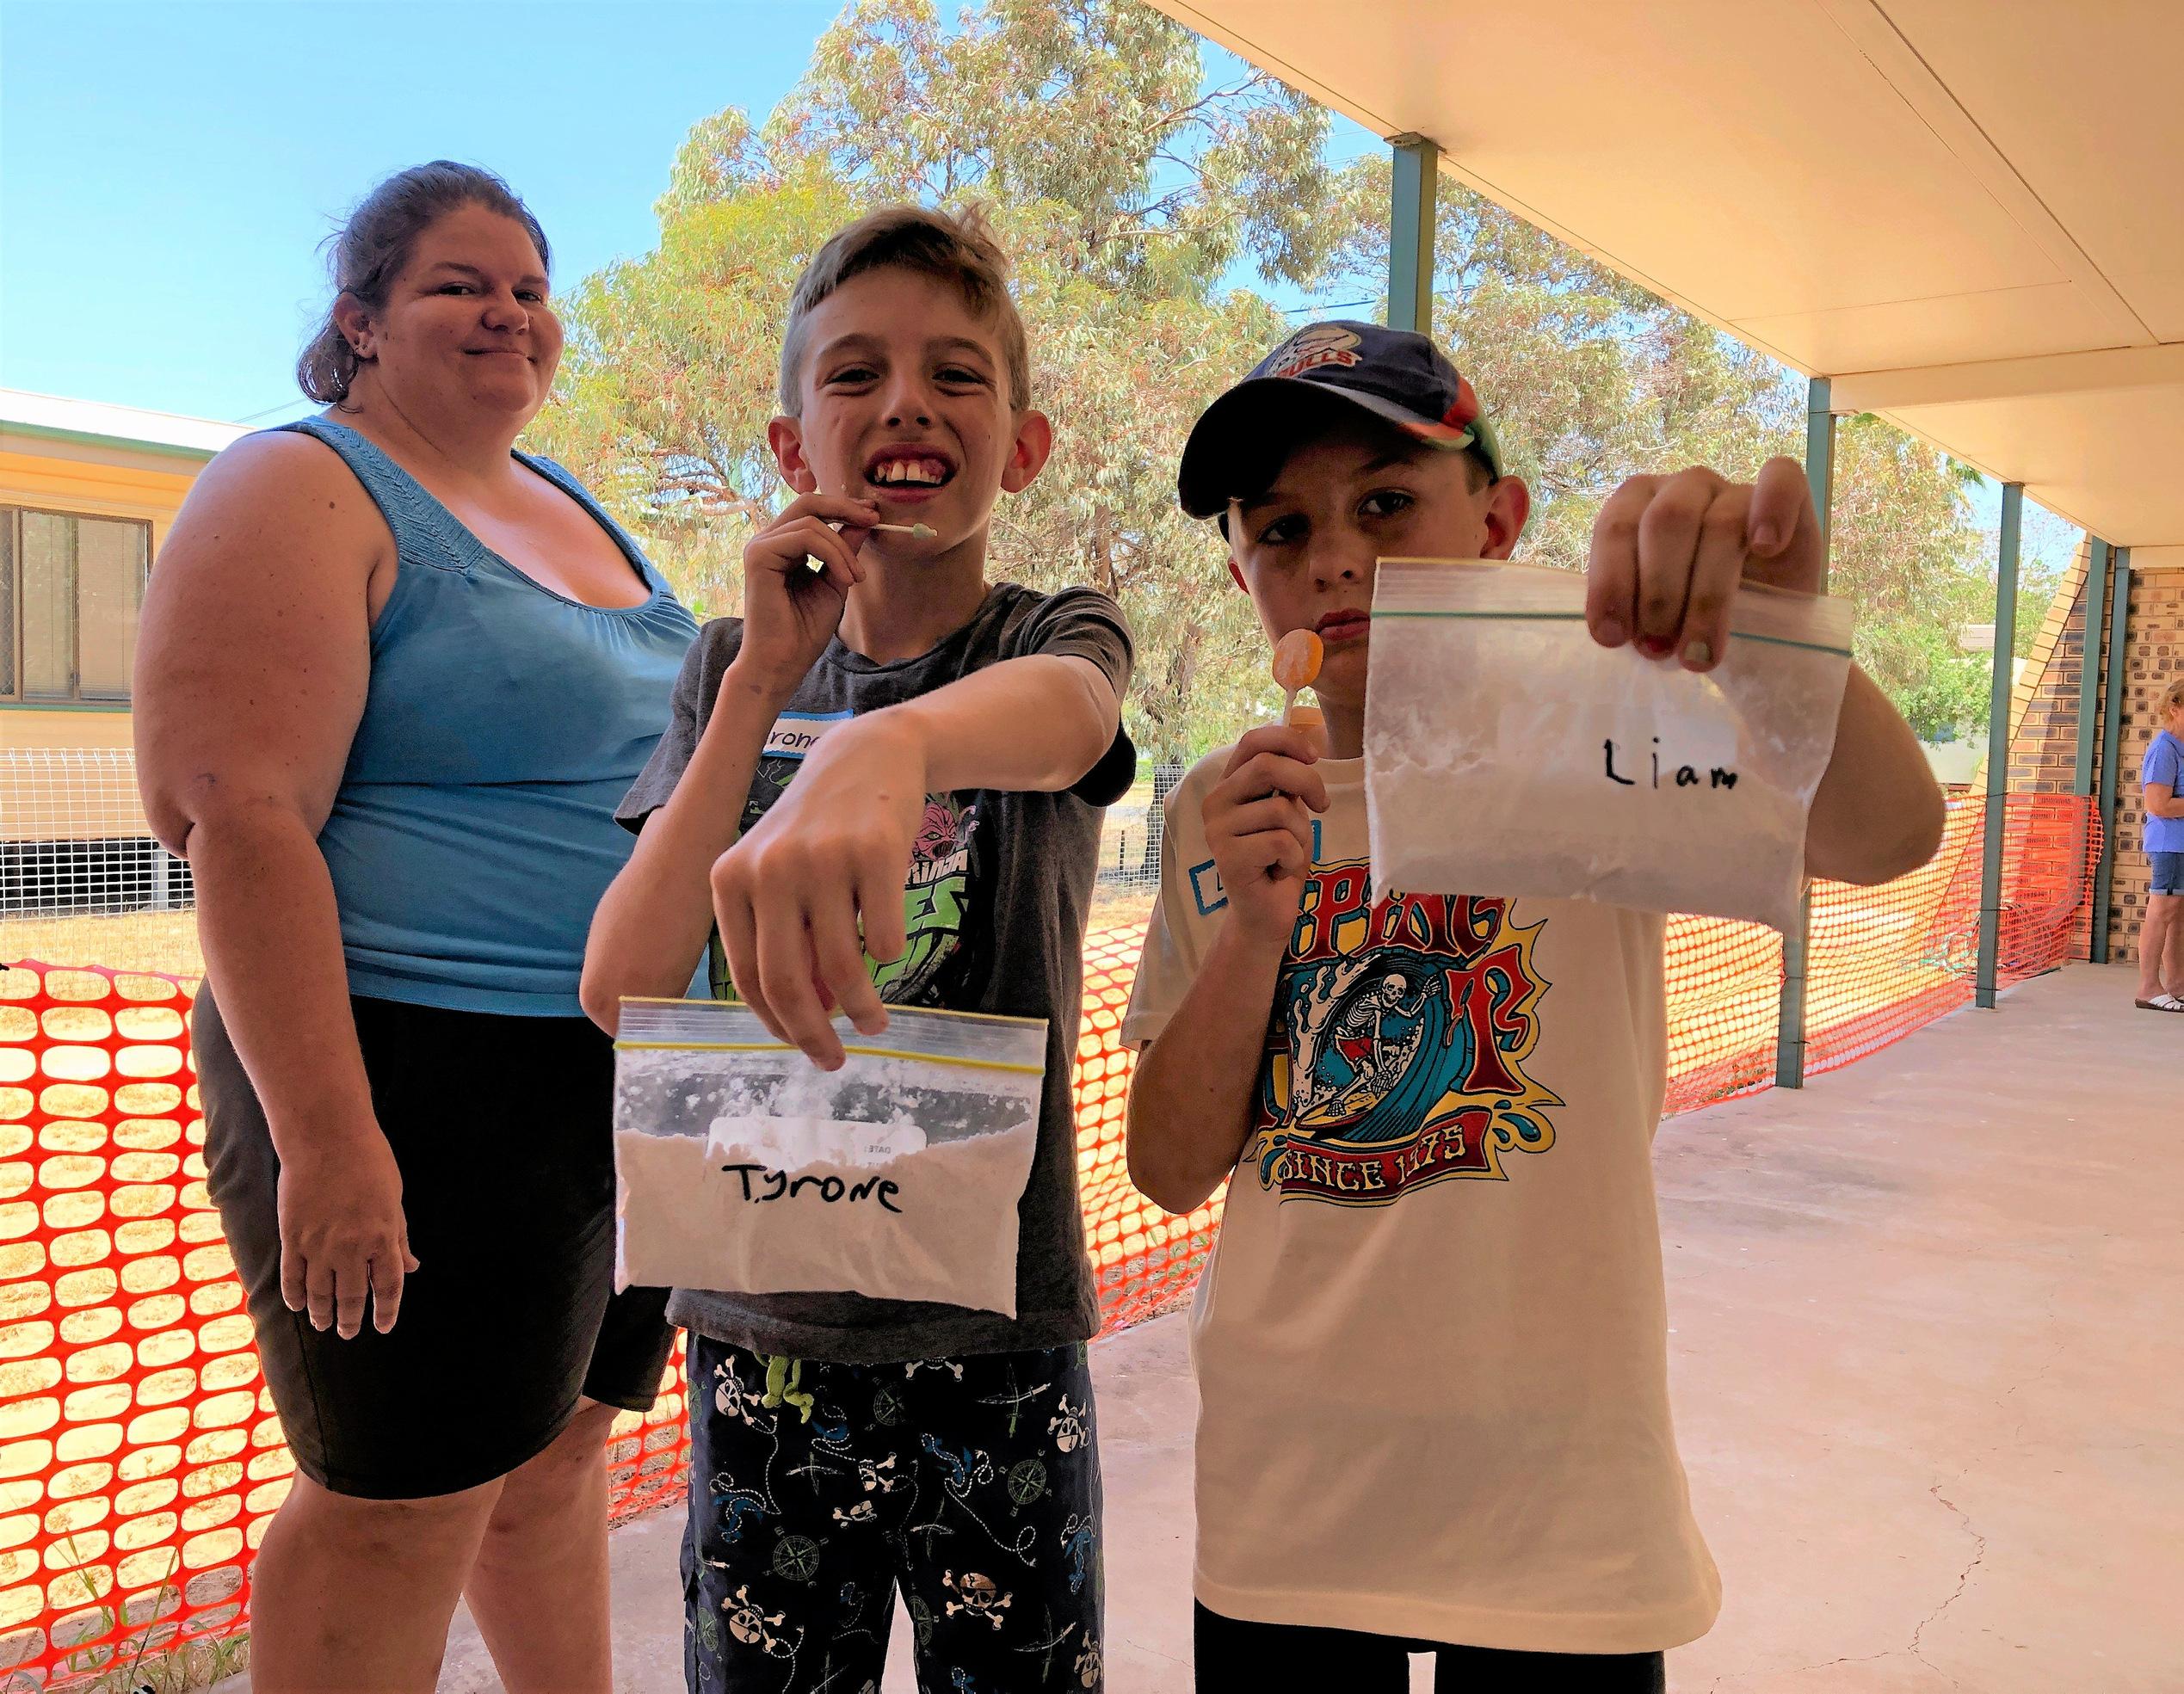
[1089,888,1155,933]
[3,896,1158,988]
[38,1629,250,1694]
[0,911,205,985]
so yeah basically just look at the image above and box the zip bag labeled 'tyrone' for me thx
[1363,559,1854,932]
[612,1000,1047,1315]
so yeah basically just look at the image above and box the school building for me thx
[0,390,244,909]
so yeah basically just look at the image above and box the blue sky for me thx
[2,0,1377,428]
[2,0,2070,570]
[1,1,841,424]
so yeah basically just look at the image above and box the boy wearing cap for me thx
[1122,322,1943,1689]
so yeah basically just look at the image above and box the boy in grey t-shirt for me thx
[583,207,1132,1692]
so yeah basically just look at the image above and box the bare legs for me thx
[244,1401,621,1693]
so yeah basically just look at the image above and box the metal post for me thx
[1387,134,1439,336]
[2072,540,2110,795]
[1976,484,2024,1007]
[1775,377,1835,1087]
[2091,549,2131,961]
[2072,539,2110,963]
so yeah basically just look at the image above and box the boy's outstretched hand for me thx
[1585,455,1821,671]
[1204,725,1329,946]
[710,712,919,1070]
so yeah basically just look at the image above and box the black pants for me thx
[1194,1602,1667,1693]
[194,987,676,1497]
[683,1337,1104,1692]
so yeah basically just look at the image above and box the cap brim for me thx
[1177,378,1468,520]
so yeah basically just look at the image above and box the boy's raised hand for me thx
[1584,455,1823,671]
[734,491,877,693]
[1204,725,1328,946]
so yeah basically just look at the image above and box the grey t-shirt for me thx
[616,582,1136,1362]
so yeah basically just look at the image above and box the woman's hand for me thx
[736,492,878,695]
[277,1126,419,1339]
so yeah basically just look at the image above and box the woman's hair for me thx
[2162,675,2184,715]
[297,162,551,405]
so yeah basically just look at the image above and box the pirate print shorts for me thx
[682,1338,1105,1693]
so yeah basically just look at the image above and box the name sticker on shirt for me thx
[764,710,855,762]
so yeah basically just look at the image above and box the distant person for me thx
[134,163,696,1692]
[2136,676,2184,1011]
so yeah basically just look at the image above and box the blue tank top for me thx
[280,417,698,1015]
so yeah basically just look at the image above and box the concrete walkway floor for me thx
[233,963,2181,1691]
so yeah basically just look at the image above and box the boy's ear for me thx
[768,416,817,495]
[1480,474,1532,561]
[1000,410,1053,495]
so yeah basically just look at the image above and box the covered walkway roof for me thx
[1152,0,2184,553]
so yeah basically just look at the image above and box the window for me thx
[1,508,152,703]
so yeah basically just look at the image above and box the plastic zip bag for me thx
[1363,558,1854,932]
[613,1000,1047,1315]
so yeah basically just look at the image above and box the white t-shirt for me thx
[1121,748,1719,1654]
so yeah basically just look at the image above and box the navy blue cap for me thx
[1177,320,1506,520]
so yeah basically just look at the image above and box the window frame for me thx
[0,504,156,707]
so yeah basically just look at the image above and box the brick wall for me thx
[2108,566,2184,959]
[2005,538,2096,798]
[2002,544,2184,962]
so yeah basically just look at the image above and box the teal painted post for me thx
[1775,377,1835,1087]
[1976,484,2024,1007]
[1387,135,1438,335]
[2073,540,2110,963]
[2073,540,2110,795]
[2092,550,2131,961]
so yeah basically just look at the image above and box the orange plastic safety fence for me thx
[0,965,264,1687]
[1662,792,2104,1110]
[0,792,2101,1676]
[1073,925,1221,1335]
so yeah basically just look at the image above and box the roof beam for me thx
[1813,0,2154,350]
[1829,342,2184,413]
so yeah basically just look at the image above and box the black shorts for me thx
[194,985,677,1500]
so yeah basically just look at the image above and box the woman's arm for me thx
[136,433,415,1340]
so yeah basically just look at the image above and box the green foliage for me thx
[533,0,2027,761]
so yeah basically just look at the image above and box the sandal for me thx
[2136,995,2184,1012]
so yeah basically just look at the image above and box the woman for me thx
[2137,676,2184,1012]
[135,163,697,1691]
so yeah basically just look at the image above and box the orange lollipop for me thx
[1273,629,1323,724]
